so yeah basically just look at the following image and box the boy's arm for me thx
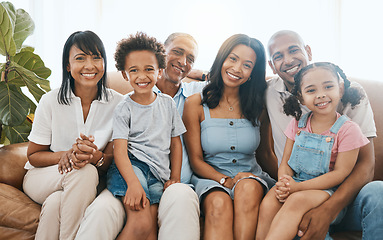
[114,139,147,210]
[114,139,137,184]
[164,136,182,189]
[298,139,375,240]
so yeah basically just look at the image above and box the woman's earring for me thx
[248,77,251,81]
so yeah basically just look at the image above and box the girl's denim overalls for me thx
[288,112,349,187]
[288,112,349,240]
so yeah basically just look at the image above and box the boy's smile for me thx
[122,50,162,104]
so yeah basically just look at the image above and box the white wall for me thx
[13,0,383,89]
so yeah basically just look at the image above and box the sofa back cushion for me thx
[0,142,29,190]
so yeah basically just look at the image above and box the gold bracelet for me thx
[95,153,105,167]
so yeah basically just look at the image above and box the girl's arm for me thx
[255,109,278,180]
[164,136,182,189]
[274,138,295,202]
[183,94,235,189]
[287,148,359,193]
[278,138,295,178]
[114,139,147,210]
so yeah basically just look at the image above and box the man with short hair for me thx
[265,30,383,240]
[75,33,205,240]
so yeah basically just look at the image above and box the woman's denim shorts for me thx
[107,152,163,204]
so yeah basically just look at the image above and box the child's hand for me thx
[124,182,148,211]
[164,178,180,190]
[274,180,290,202]
[280,175,299,193]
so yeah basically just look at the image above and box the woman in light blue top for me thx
[183,34,276,240]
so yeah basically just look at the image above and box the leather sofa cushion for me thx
[0,226,35,240]
[0,142,29,191]
[0,183,40,234]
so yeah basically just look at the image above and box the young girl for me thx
[256,62,370,240]
[107,32,186,240]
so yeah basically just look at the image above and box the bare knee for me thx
[203,191,232,222]
[125,206,154,238]
[259,196,275,215]
[235,180,264,208]
[282,191,307,212]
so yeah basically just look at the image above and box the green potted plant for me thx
[0,1,51,144]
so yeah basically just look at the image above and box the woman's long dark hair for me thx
[284,62,364,120]
[58,30,108,105]
[201,34,267,126]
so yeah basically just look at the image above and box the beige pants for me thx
[23,164,98,240]
[75,183,200,240]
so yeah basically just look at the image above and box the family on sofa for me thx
[21,29,383,240]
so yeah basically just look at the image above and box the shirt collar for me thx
[152,82,184,98]
[67,88,109,104]
[274,76,289,94]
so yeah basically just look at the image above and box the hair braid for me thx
[335,64,364,107]
[283,95,302,121]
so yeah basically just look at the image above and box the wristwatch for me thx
[201,71,209,81]
[219,176,229,186]
[95,154,104,168]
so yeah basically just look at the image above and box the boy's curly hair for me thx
[114,32,166,71]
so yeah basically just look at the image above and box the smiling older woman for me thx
[22,30,124,239]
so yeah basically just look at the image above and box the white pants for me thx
[23,164,98,240]
[75,183,200,240]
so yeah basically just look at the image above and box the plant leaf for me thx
[0,127,10,145]
[7,61,50,102]
[1,2,16,20]
[20,46,34,52]
[14,8,34,51]
[22,90,37,113]
[0,2,16,56]
[8,50,51,87]
[3,118,31,143]
[0,81,30,126]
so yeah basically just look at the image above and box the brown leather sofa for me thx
[0,72,382,240]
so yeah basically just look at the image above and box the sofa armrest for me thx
[0,142,29,191]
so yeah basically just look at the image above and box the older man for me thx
[75,33,206,240]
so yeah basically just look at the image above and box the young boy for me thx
[107,32,186,240]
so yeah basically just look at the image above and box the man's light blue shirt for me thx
[153,81,207,184]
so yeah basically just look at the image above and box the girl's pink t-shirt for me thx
[284,113,370,171]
